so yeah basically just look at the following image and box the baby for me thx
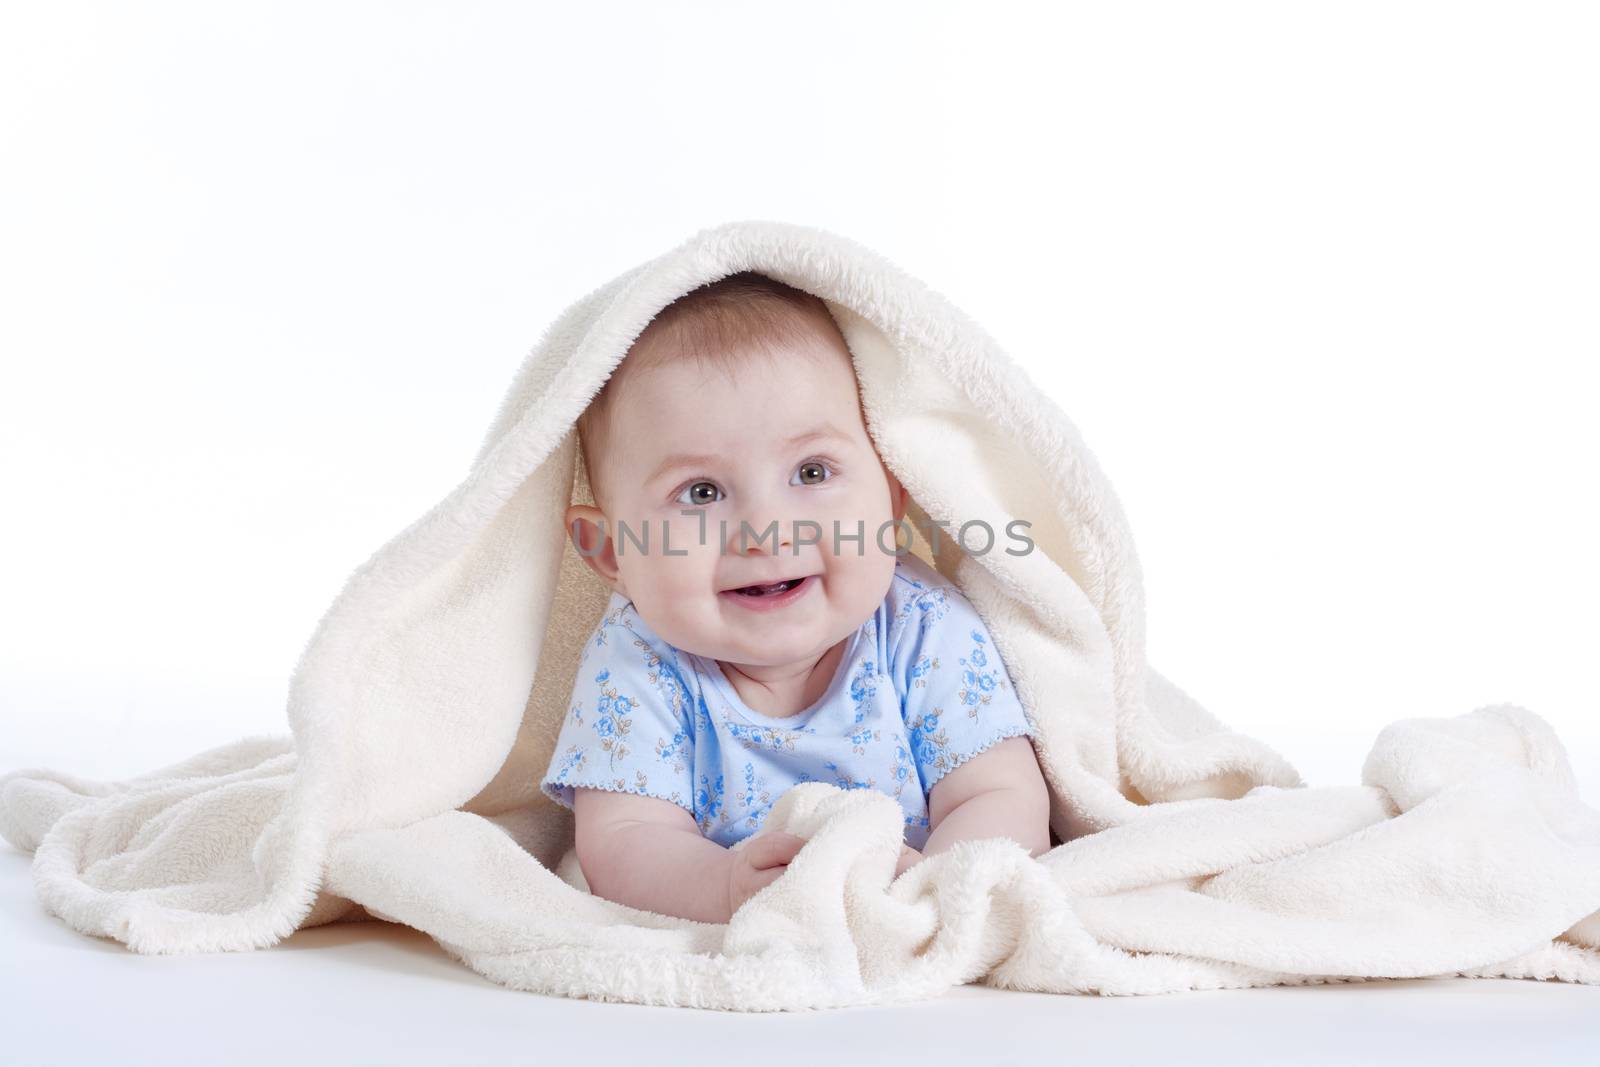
[539,271,1052,924]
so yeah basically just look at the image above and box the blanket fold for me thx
[3,220,1596,1009]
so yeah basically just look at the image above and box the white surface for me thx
[5,848,1597,1066]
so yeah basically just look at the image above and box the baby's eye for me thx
[675,480,724,507]
[791,459,834,487]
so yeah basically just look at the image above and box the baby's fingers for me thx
[751,864,787,892]
[744,831,807,869]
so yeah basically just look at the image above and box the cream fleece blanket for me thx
[2,220,1597,1010]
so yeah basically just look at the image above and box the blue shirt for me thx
[538,553,1036,849]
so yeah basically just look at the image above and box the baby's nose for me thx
[726,513,795,555]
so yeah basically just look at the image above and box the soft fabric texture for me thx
[2,219,1597,1011]
[539,552,1038,850]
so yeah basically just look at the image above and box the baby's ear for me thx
[887,468,909,522]
[565,503,623,590]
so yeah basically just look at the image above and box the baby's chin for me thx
[696,610,838,665]
[714,611,884,669]
[642,614,836,670]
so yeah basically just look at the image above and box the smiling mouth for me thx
[726,576,809,597]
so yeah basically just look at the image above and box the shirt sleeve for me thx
[892,582,1036,794]
[539,607,697,818]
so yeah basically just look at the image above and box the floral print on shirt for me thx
[538,554,1035,850]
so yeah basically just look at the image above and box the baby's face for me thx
[578,326,907,671]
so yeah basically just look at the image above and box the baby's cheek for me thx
[641,540,711,591]
[825,537,898,611]
[822,506,901,565]
[657,513,708,554]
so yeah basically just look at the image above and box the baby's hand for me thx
[895,844,923,878]
[725,831,807,919]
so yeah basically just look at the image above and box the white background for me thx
[4,3,1599,1063]
[2,5,1597,814]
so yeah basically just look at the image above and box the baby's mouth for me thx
[726,576,808,597]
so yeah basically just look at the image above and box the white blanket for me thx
[3,220,1597,1010]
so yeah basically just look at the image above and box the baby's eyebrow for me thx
[645,426,854,485]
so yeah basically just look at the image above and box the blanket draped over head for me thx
[3,220,1597,1010]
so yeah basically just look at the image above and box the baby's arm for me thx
[574,787,734,922]
[574,787,803,923]
[919,736,1052,860]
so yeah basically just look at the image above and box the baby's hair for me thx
[577,271,846,507]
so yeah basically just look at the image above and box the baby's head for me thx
[566,271,909,671]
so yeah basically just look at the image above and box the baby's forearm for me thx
[579,822,732,924]
[920,788,1052,860]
